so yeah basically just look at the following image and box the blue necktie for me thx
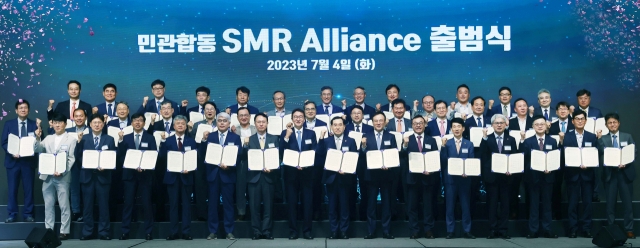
[220,133,226,145]
[165,121,170,133]
[156,101,161,114]
[613,135,619,148]
[200,106,204,114]
[20,121,26,138]
[376,133,382,149]
[94,137,100,149]
[561,122,566,133]
[296,131,302,151]
[356,124,360,132]
[324,105,330,115]
[477,117,482,127]
[107,103,113,116]
[544,109,549,121]
[135,134,140,149]
[497,136,503,153]
[120,121,126,129]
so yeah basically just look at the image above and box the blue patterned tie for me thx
[376,133,382,149]
[561,122,566,133]
[220,133,226,145]
[135,134,140,149]
[94,137,99,149]
[613,135,619,148]
[477,117,482,127]
[165,121,170,133]
[324,105,330,115]
[107,103,113,116]
[156,101,161,114]
[544,109,549,121]
[296,131,302,151]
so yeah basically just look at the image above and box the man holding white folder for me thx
[345,105,374,221]
[117,113,157,240]
[232,107,257,221]
[34,113,77,240]
[188,101,217,221]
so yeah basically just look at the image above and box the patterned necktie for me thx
[612,135,619,148]
[477,117,482,127]
[325,105,330,115]
[356,124,361,132]
[135,134,140,149]
[497,136,503,153]
[544,109,549,121]
[220,133,225,145]
[561,122,566,133]
[439,120,446,137]
[397,119,403,132]
[94,136,99,149]
[120,121,126,129]
[296,131,302,150]
[259,136,265,149]
[456,139,461,153]
[107,103,113,116]
[200,106,204,114]
[538,138,544,150]
[71,102,76,120]
[502,105,508,117]
[165,121,170,133]
[20,121,26,138]
[376,133,382,149]
[157,101,162,114]
[417,135,422,152]
[177,137,183,151]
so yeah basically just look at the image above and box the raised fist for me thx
[441,137,448,146]
[450,102,456,111]
[341,99,347,108]
[361,137,367,145]
[48,99,55,108]
[181,100,188,107]
[376,103,381,111]
[202,131,210,140]
[488,99,494,108]
[92,107,98,114]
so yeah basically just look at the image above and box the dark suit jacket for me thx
[202,131,240,184]
[148,119,176,135]
[316,103,344,115]
[403,134,439,186]
[344,104,376,124]
[95,102,117,117]
[548,118,574,135]
[78,133,116,184]
[345,122,374,136]
[562,130,597,182]
[107,118,131,128]
[441,138,475,184]
[488,103,516,119]
[362,131,397,182]
[279,128,317,184]
[118,132,157,184]
[2,118,39,169]
[598,132,636,182]
[48,100,91,120]
[583,106,603,118]
[160,135,197,185]
[135,97,184,117]
[533,106,557,121]
[246,133,280,184]
[479,133,518,184]
[380,103,411,113]
[303,118,327,129]
[522,134,559,184]
[318,135,358,185]
[426,118,450,137]
[386,117,412,132]
[508,116,533,131]
[462,114,490,140]
[227,104,260,115]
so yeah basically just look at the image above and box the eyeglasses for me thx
[292,115,304,119]
[238,114,250,117]
[152,87,164,91]
[607,121,619,125]
[273,97,284,101]
[217,119,229,123]
[422,101,434,104]
[493,122,506,125]
[573,117,586,121]
[533,123,546,127]
[304,108,315,111]
[499,93,511,97]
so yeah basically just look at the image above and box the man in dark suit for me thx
[521,115,559,239]
[280,109,318,240]
[47,80,92,122]
[106,101,130,210]
[378,84,410,113]
[441,118,476,239]
[480,114,517,239]
[187,101,218,221]
[106,101,131,129]
[149,101,176,222]
[344,105,374,221]
[93,83,118,120]
[508,98,533,131]
[148,101,176,135]
[201,112,240,240]
[186,86,219,119]
[226,86,260,115]
[2,100,38,223]
[548,102,574,136]
[265,91,287,204]
[67,108,89,222]
[302,101,328,129]
[598,113,636,239]
[301,101,327,221]
[316,86,344,116]
[159,115,196,240]
[426,100,451,137]
[77,114,116,240]
[117,113,156,240]
[385,99,411,213]
[532,89,556,121]
[462,96,489,205]
[487,86,516,119]
[402,115,439,239]
[135,79,185,117]
[559,110,597,238]
[318,116,357,239]
[343,86,376,124]
[361,112,397,239]
[575,89,603,118]
[244,113,279,240]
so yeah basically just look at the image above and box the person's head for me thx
[391,99,406,119]
[195,86,211,105]
[605,113,620,134]
[203,101,218,120]
[130,113,146,132]
[514,98,528,116]
[498,87,512,105]
[237,107,250,126]
[291,109,305,128]
[51,113,67,134]
[15,99,29,119]
[371,112,387,132]
[173,115,187,134]
[532,115,547,135]
[471,96,485,116]
[89,114,105,134]
[160,101,174,119]
[102,83,117,102]
[330,116,346,136]
[320,86,333,105]
[304,101,317,120]
[385,84,400,102]
[273,90,286,109]
[411,115,426,135]
[491,114,508,135]
[571,110,587,131]
[150,79,165,99]
[451,118,465,138]
[236,86,250,105]
[434,100,448,118]
[537,89,551,108]
[421,95,435,112]
[353,86,366,104]
[68,80,81,99]
[116,101,129,120]
[254,113,268,134]
[216,113,231,133]
[555,101,570,120]
[456,84,470,103]
[73,109,86,126]
[576,89,592,109]
[350,105,364,124]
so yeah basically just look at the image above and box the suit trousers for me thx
[70,165,82,214]
[407,183,435,235]
[326,182,350,233]
[248,176,274,235]
[236,160,248,215]
[605,170,634,231]
[42,178,71,234]
[6,165,35,218]
[166,182,192,235]
[528,181,553,233]
[567,180,593,233]
[486,181,510,234]
[121,180,153,235]
[445,181,472,233]
[82,179,111,237]
[286,179,313,235]
[208,180,235,235]
[367,181,391,234]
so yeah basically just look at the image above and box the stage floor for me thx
[3,237,640,248]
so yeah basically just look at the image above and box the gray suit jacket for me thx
[35,133,77,182]
[386,118,412,132]
[246,133,280,183]
[189,120,217,138]
[598,131,636,182]
[266,109,290,117]
[234,125,257,138]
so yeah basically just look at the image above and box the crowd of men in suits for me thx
[1,80,636,241]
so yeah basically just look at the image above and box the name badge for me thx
[101,145,108,150]
[408,128,413,132]
[141,142,149,148]
[424,144,431,150]
[486,124,492,128]
[305,139,312,145]
[28,132,35,137]
[185,147,192,151]
[342,147,349,152]
[504,146,512,151]
[268,143,275,148]
[60,145,68,151]
[384,140,391,146]
[545,145,552,150]
[461,148,469,154]
[621,142,628,147]
[364,114,370,119]
[228,142,235,146]
[585,142,592,147]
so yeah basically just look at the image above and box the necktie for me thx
[200,106,204,114]
[94,137,99,149]
[578,135,583,148]
[544,109,549,120]
[356,124,361,132]
[120,121,126,129]
[178,137,183,151]
[107,103,113,116]
[165,121,170,133]
[502,105,508,117]
[581,108,588,117]
[324,105,330,115]
[612,135,619,148]
[417,135,422,152]
[497,136,503,153]
[156,101,161,114]
[439,120,446,137]
[376,133,382,149]
[135,134,140,149]
[561,122,566,133]
[296,131,302,150]
[259,136,265,149]
[456,139,461,153]
[397,119,403,132]
[336,138,342,150]
[71,102,76,120]
[20,121,26,138]
[477,117,482,127]
[220,133,225,145]
[538,138,544,150]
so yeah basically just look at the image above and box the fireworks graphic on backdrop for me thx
[574,0,640,90]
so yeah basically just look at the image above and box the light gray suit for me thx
[188,119,217,138]
[35,132,77,234]
[234,125,257,215]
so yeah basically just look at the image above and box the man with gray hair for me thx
[532,89,556,121]
[479,114,518,239]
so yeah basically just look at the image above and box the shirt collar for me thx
[155,97,165,102]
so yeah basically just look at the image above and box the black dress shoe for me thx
[592,196,601,202]
[252,234,261,240]
[59,234,69,240]
[425,231,435,239]
[445,232,455,239]
[263,234,274,240]
[487,232,496,239]
[502,234,511,239]
[166,234,178,240]
[463,232,476,239]
[382,233,394,239]
[24,216,35,222]
[526,233,538,239]
[328,232,339,239]
[340,234,349,239]
[363,234,375,239]
[289,233,298,240]
[99,236,111,240]
[182,234,193,240]
[5,217,15,223]
[145,234,153,240]
[409,234,420,239]
[580,231,593,238]
[543,232,558,238]
[236,214,245,221]
[568,232,577,238]
[303,232,313,240]
[80,235,94,241]
[119,233,129,240]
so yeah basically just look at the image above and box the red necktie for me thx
[417,135,422,152]
[178,137,183,151]
[71,102,76,120]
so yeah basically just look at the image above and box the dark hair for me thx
[576,89,591,97]
[572,110,587,119]
[116,101,129,109]
[330,116,344,125]
[531,115,546,123]
[434,100,447,108]
[131,113,146,122]
[68,80,81,90]
[355,86,366,92]
[15,100,30,109]
[291,108,304,118]
[513,98,528,106]
[422,95,435,102]
[498,86,511,95]
[604,113,619,123]
[273,90,285,99]
[89,113,104,122]
[103,83,117,92]
[372,111,386,121]
[350,105,364,113]
[195,86,210,96]
[457,84,470,92]
[471,96,485,105]
[412,115,426,122]
[237,107,249,114]
[151,79,165,88]
[385,84,400,94]
[203,101,217,111]
[73,108,86,117]
[236,86,250,96]
[254,113,268,122]
[555,101,570,110]
[451,117,465,126]
[391,99,406,109]
[51,113,66,122]
[320,86,333,94]
[160,101,173,109]
[304,101,316,108]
